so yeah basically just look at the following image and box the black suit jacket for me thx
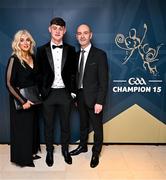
[36,42,76,99]
[76,46,108,107]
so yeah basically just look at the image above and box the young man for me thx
[70,24,108,168]
[36,17,76,167]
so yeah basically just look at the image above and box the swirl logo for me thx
[115,24,163,75]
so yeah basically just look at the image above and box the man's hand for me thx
[94,104,103,114]
[71,93,76,99]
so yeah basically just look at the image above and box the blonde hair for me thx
[12,30,36,60]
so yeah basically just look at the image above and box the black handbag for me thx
[14,99,22,110]
[14,85,42,110]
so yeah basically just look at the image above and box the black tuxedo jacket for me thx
[76,46,108,107]
[36,42,76,99]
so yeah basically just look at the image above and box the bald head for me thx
[76,24,92,49]
[77,24,91,33]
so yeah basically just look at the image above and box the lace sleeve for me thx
[6,57,26,104]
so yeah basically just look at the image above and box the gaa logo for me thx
[128,77,146,85]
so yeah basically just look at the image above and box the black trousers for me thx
[77,90,103,155]
[42,88,72,152]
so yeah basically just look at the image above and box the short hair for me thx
[50,17,66,27]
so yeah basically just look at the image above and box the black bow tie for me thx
[52,44,63,49]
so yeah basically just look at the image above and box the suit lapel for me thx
[84,47,94,73]
[76,51,81,85]
[76,51,81,69]
[45,43,68,72]
[45,45,54,72]
[61,45,68,70]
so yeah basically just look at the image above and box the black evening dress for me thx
[6,54,40,167]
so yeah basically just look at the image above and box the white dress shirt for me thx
[51,41,65,89]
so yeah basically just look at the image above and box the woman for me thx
[6,30,40,167]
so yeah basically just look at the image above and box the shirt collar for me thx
[81,43,91,53]
[51,41,63,47]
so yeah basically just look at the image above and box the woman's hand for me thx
[22,100,34,109]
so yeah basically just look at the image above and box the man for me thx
[70,24,108,168]
[36,17,76,167]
